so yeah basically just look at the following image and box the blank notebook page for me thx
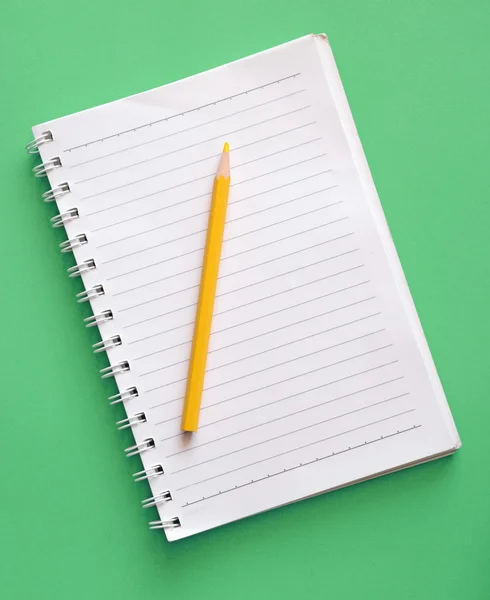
[34,34,460,540]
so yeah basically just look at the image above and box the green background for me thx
[2,1,489,598]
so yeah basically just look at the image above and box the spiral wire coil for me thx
[133,465,164,482]
[33,156,62,177]
[27,130,180,532]
[43,182,71,202]
[77,285,105,303]
[51,207,79,228]
[142,490,172,508]
[26,130,53,154]
[149,518,181,530]
[59,234,88,253]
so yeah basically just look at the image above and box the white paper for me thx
[34,34,460,541]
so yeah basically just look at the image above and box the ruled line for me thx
[83,106,314,215]
[168,393,410,458]
[120,243,356,315]
[110,212,349,284]
[167,375,404,442]
[129,277,370,347]
[151,359,399,421]
[162,376,404,439]
[232,152,328,188]
[97,183,337,250]
[71,95,311,178]
[125,261,364,333]
[102,186,338,268]
[142,313,381,380]
[174,410,417,486]
[78,133,318,201]
[73,97,306,170]
[85,150,327,217]
[151,213,342,288]
[148,344,395,408]
[144,330,386,400]
[113,219,348,297]
[134,295,376,363]
[65,74,302,153]
[238,138,321,169]
[141,313,382,383]
[76,145,222,185]
[91,168,332,233]
[181,426,421,503]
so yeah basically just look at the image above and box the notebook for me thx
[28,34,460,541]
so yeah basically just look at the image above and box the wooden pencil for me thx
[181,142,231,432]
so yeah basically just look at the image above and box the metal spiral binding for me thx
[43,182,71,202]
[117,412,146,430]
[84,310,113,328]
[133,465,163,482]
[59,234,88,253]
[51,207,79,228]
[109,386,138,405]
[100,361,130,379]
[28,130,176,535]
[77,284,105,303]
[92,334,121,353]
[149,517,181,530]
[67,258,96,278]
[125,438,155,457]
[32,156,62,178]
[26,130,53,154]
[142,490,172,508]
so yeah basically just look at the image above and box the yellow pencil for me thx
[181,142,231,431]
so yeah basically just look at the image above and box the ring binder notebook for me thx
[28,34,459,541]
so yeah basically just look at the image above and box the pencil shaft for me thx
[182,163,230,431]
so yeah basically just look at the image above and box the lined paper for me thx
[34,34,459,540]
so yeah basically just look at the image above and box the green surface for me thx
[1,1,489,598]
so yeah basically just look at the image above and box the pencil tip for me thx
[223,141,230,153]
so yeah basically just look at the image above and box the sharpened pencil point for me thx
[182,139,231,431]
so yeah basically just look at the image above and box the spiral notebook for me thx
[28,34,460,541]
